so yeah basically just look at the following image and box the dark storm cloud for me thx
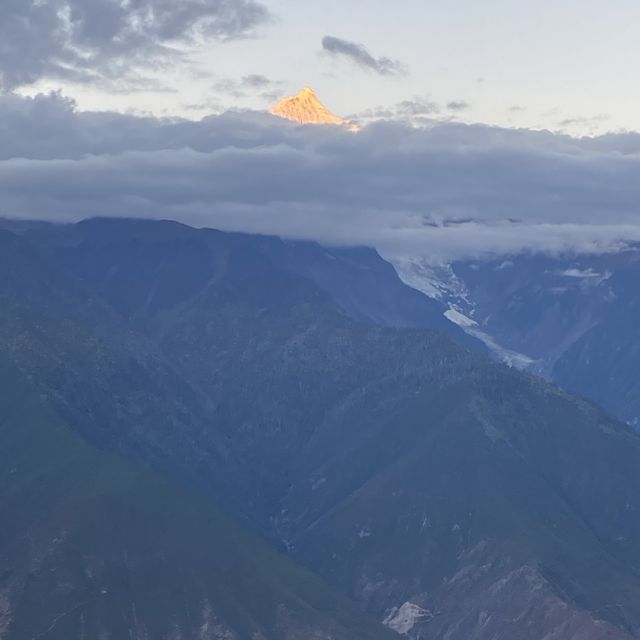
[0,0,271,90]
[2,92,640,260]
[321,36,407,77]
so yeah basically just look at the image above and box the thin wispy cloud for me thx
[352,96,458,126]
[447,101,471,112]
[321,36,407,77]
[213,74,282,101]
[397,97,440,116]
[557,114,611,134]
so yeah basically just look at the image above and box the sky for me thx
[1,0,640,261]
[13,0,640,135]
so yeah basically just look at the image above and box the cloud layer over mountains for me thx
[2,91,640,260]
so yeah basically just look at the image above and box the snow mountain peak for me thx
[270,87,360,131]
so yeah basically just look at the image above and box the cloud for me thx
[2,92,640,262]
[213,74,282,101]
[321,36,407,77]
[397,98,440,116]
[350,96,440,127]
[0,0,271,91]
[446,101,470,112]
[556,114,611,135]
[353,96,474,127]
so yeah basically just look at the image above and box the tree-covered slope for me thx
[3,219,640,639]
[395,250,640,427]
[552,258,640,428]
[0,356,393,640]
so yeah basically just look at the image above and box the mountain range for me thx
[1,218,640,639]
[392,250,640,428]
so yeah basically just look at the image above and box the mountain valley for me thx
[1,219,640,639]
[391,250,640,427]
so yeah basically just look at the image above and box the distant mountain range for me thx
[1,218,640,640]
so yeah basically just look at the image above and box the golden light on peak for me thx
[270,87,360,132]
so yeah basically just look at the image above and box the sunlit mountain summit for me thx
[270,87,360,131]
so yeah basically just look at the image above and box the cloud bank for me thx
[1,92,640,261]
[321,36,407,77]
[0,0,271,90]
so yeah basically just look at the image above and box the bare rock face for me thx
[270,87,359,130]
[393,565,636,640]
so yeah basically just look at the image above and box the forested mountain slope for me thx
[2,219,640,640]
